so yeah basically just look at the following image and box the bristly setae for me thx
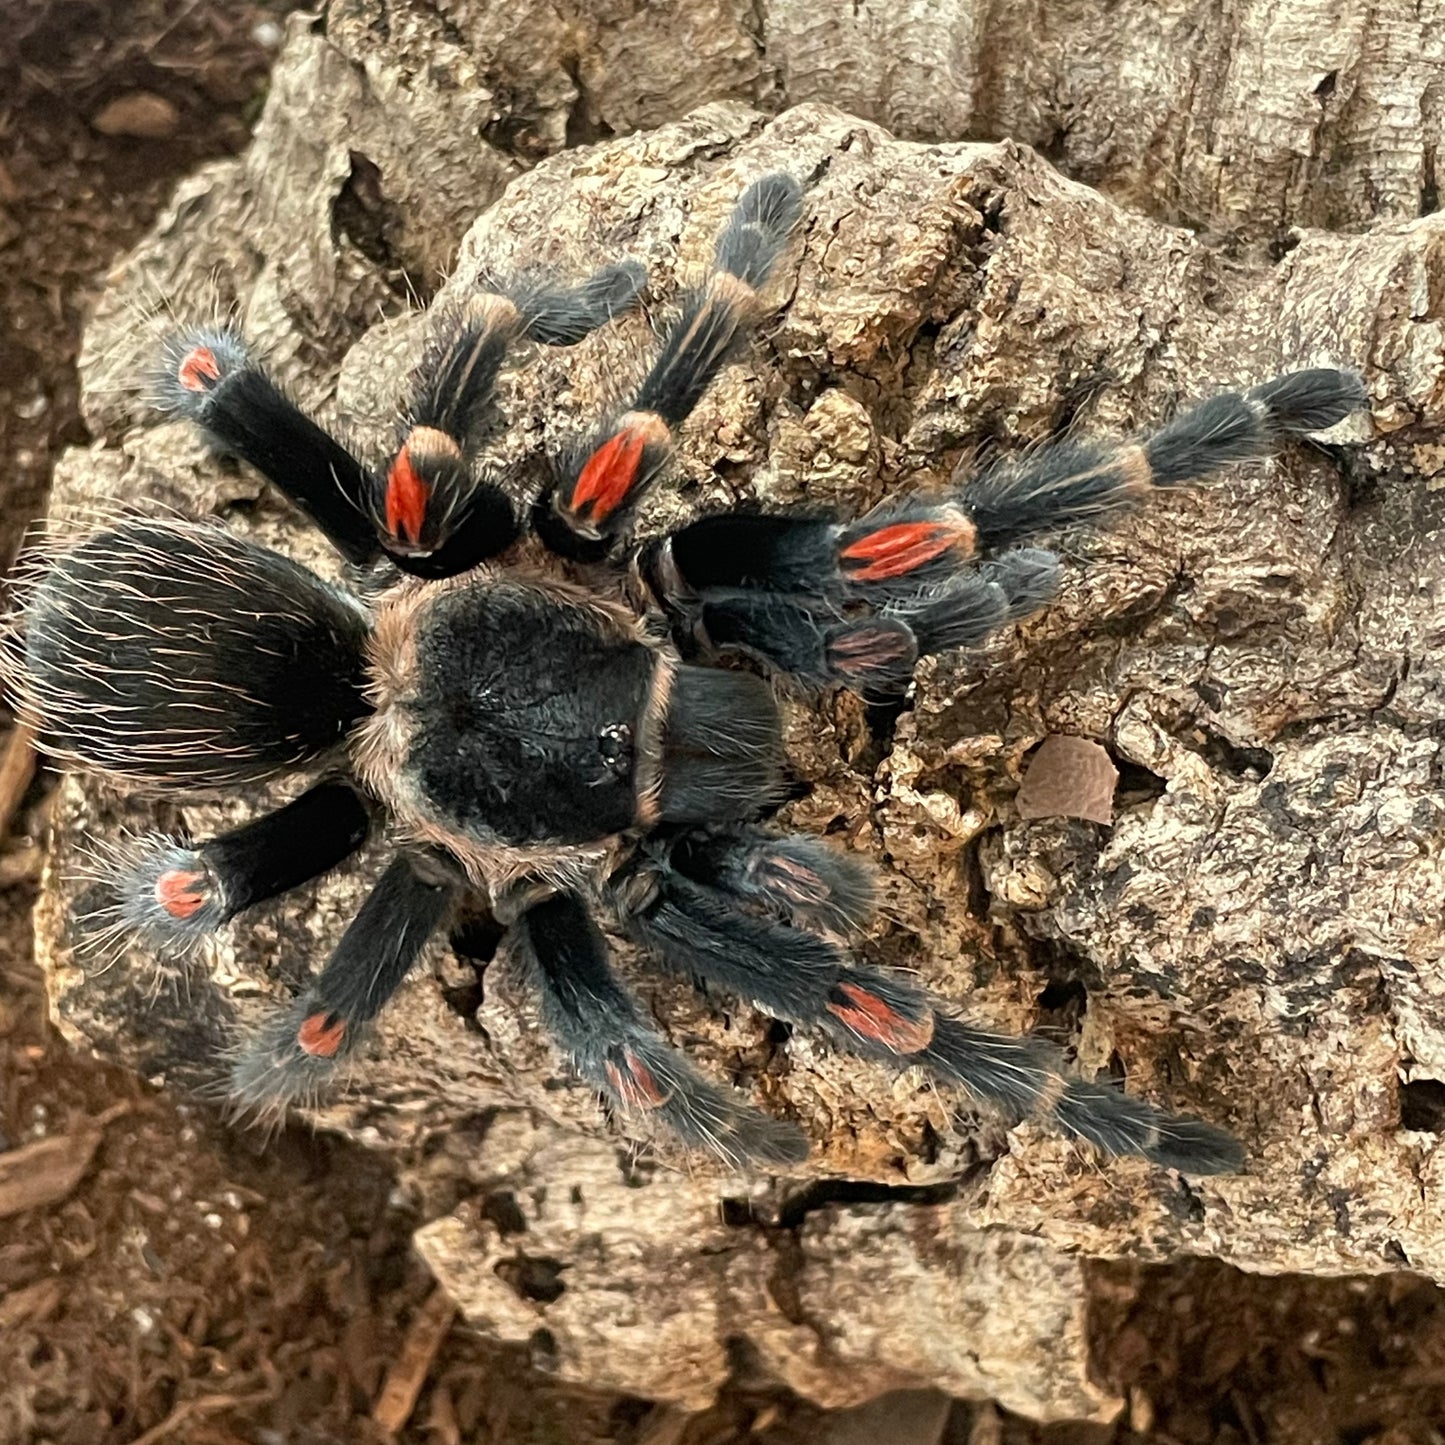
[4,172,1370,1172]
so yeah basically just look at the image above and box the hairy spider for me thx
[6,174,1367,1172]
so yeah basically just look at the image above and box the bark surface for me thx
[29,6,1445,1424]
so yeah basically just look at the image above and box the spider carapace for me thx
[7,173,1368,1171]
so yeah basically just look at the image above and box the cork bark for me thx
[30,5,1445,1424]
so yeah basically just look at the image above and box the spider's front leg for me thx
[373,262,646,577]
[536,173,803,559]
[512,890,807,1168]
[613,832,1243,1174]
[643,367,1367,693]
[229,852,459,1114]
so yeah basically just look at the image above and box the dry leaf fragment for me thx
[1016,735,1119,825]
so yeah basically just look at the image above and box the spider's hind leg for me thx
[80,780,372,960]
[617,837,1243,1174]
[229,852,459,1116]
[513,890,807,1168]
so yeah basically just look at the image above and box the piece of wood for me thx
[372,1287,456,1435]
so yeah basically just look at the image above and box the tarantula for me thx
[6,173,1367,1172]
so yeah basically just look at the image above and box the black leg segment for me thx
[514,891,807,1168]
[538,175,803,556]
[228,852,458,1114]
[157,328,379,566]
[77,781,372,959]
[956,368,1368,551]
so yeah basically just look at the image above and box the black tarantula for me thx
[6,174,1367,1173]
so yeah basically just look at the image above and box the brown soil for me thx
[2,4,1445,1443]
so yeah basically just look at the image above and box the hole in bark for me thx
[495,1252,568,1303]
[1112,754,1168,804]
[527,1327,559,1366]
[719,1197,756,1228]
[607,1398,655,1438]
[1314,70,1338,98]
[776,1178,959,1229]
[332,151,402,278]
[480,1190,528,1236]
[1269,231,1302,261]
[1400,1078,1445,1132]
[444,911,503,1019]
[859,693,909,768]
[1178,725,1274,780]
[1036,976,1089,1039]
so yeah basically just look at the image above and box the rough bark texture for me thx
[315,0,1445,241]
[29,3,1445,1424]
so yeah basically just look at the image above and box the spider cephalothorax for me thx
[6,174,1368,1171]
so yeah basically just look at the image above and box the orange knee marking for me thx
[570,427,648,522]
[297,1012,347,1058]
[384,438,432,544]
[177,346,221,393]
[605,1049,670,1109]
[827,982,935,1053]
[155,868,207,920]
[840,518,973,583]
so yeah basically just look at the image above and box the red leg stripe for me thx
[569,427,648,523]
[155,868,208,920]
[604,1048,670,1109]
[828,621,916,676]
[839,521,963,583]
[177,346,221,393]
[298,1012,348,1058]
[826,982,935,1053]
[385,440,432,544]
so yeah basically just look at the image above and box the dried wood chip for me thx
[0,1276,62,1329]
[91,92,181,139]
[0,724,36,841]
[1016,735,1119,825]
[372,1286,456,1435]
[0,1126,104,1218]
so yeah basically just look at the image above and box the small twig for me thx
[127,1388,269,1445]
[0,723,37,840]
[372,1286,456,1435]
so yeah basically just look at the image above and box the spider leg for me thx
[661,547,1060,693]
[512,890,807,1168]
[617,843,1243,1174]
[537,174,803,557]
[229,852,458,1115]
[8,517,372,787]
[156,328,380,565]
[956,367,1368,551]
[662,828,877,937]
[79,780,371,958]
[377,262,646,577]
